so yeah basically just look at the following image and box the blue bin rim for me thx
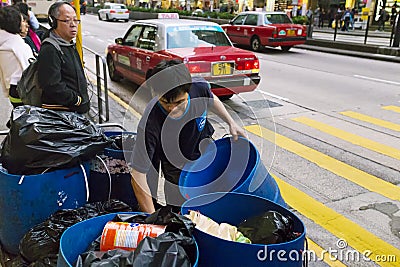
[59,211,199,267]
[181,192,306,248]
[104,131,136,154]
[179,136,260,188]
[0,162,89,178]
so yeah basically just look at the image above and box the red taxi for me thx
[106,17,260,99]
[222,11,307,52]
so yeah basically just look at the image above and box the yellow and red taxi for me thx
[222,11,307,52]
[106,16,260,99]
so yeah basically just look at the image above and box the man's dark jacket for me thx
[37,31,89,113]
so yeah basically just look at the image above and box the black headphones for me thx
[48,1,72,29]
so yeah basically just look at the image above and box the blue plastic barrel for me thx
[57,212,199,267]
[0,163,89,255]
[89,131,137,208]
[179,137,286,207]
[181,192,306,267]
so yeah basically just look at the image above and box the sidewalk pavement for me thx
[298,27,400,63]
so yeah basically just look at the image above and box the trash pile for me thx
[75,207,197,267]
[5,200,132,266]
[1,106,111,175]
[185,210,300,245]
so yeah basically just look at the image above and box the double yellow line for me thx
[245,108,400,266]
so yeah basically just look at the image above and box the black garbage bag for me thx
[76,207,196,267]
[19,200,132,263]
[78,233,192,267]
[237,210,297,245]
[1,106,112,175]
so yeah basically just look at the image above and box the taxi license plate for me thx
[287,30,296,36]
[212,62,233,76]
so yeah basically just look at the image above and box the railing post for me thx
[364,15,371,45]
[307,15,313,39]
[393,14,400,47]
[334,18,338,41]
[95,55,103,123]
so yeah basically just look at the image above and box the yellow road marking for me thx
[274,175,400,267]
[244,125,400,201]
[292,116,400,160]
[108,90,142,119]
[340,111,400,132]
[382,106,400,114]
[307,239,347,266]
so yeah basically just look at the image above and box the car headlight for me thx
[297,29,303,35]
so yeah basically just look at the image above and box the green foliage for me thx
[291,16,308,25]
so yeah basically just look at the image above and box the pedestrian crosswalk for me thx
[244,106,400,266]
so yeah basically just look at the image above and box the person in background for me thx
[341,7,351,31]
[377,7,388,31]
[15,2,41,56]
[129,60,246,213]
[36,1,89,113]
[391,4,398,26]
[319,8,326,28]
[0,5,34,109]
[313,7,320,27]
[12,0,39,31]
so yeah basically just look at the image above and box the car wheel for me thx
[98,14,102,20]
[107,55,122,82]
[218,94,233,101]
[251,36,261,52]
[281,46,292,52]
[124,19,129,22]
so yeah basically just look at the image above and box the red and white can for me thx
[100,221,166,251]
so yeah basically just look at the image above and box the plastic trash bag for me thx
[78,233,192,267]
[1,106,112,175]
[76,207,196,267]
[19,200,132,263]
[237,210,297,245]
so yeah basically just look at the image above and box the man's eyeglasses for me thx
[56,19,81,25]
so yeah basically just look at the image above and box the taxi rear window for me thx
[264,14,292,24]
[166,26,230,49]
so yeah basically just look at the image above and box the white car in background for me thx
[98,3,130,22]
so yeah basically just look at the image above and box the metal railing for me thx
[82,46,110,123]
[308,15,400,47]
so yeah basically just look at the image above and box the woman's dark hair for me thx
[15,2,29,17]
[147,59,191,102]
[0,6,22,34]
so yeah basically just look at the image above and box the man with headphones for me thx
[36,1,89,114]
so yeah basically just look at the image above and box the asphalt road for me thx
[49,14,400,266]
[0,13,398,265]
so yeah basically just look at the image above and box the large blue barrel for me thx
[181,192,306,267]
[0,163,89,255]
[57,212,199,267]
[89,131,137,208]
[179,137,286,207]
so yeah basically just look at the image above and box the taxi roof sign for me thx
[158,13,179,19]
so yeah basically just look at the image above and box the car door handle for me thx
[236,27,240,30]
[146,56,150,61]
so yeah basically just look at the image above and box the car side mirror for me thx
[229,20,233,25]
[115,38,123,45]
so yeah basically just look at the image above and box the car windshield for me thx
[167,25,231,49]
[264,14,292,24]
